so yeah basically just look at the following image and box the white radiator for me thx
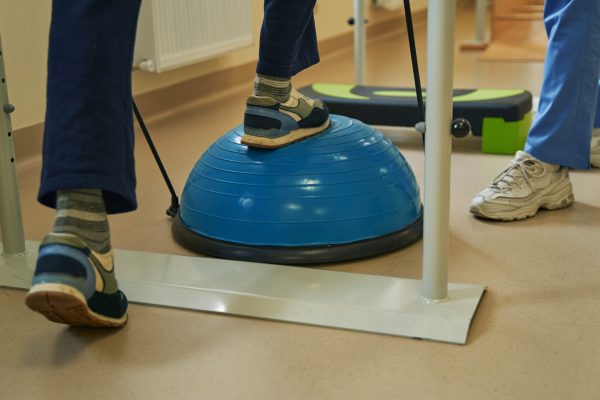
[373,0,403,11]
[134,0,253,73]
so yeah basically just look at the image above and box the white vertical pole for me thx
[474,0,487,44]
[354,0,366,85]
[421,0,457,302]
[0,33,27,256]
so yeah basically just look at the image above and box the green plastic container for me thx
[481,112,532,154]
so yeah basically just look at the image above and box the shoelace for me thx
[490,158,546,193]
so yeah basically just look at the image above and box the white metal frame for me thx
[460,0,490,49]
[473,0,489,46]
[0,1,485,344]
[354,0,367,84]
[0,35,26,257]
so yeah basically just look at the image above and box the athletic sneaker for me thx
[242,88,330,149]
[591,128,600,168]
[25,233,128,328]
[470,151,574,221]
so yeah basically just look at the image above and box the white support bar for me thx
[2,241,485,344]
[460,0,489,49]
[474,0,487,44]
[0,32,26,256]
[354,0,367,84]
[421,0,457,302]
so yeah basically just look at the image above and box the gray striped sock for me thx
[53,189,111,254]
[253,74,291,103]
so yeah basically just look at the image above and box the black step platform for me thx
[299,83,533,153]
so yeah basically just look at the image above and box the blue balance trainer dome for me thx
[172,115,423,264]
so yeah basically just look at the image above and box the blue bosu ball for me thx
[173,115,423,264]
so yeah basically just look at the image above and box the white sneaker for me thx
[591,128,600,168]
[470,151,574,221]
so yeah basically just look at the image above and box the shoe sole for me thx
[470,178,574,221]
[241,119,330,149]
[25,283,127,328]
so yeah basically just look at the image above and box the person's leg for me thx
[38,0,140,212]
[524,0,600,169]
[242,0,330,149]
[471,0,600,221]
[26,0,141,327]
[256,0,320,78]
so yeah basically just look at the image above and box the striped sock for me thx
[53,189,111,254]
[253,74,291,103]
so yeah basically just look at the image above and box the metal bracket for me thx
[0,32,26,256]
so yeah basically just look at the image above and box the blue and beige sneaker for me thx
[25,233,128,328]
[242,88,330,149]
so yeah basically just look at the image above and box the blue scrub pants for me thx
[38,0,319,214]
[525,0,600,169]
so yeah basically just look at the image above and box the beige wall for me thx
[0,0,52,131]
[0,0,427,131]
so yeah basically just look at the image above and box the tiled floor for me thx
[1,4,599,400]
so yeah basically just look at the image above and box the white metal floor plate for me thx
[1,241,485,344]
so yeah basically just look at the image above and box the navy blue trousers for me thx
[38,0,319,214]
